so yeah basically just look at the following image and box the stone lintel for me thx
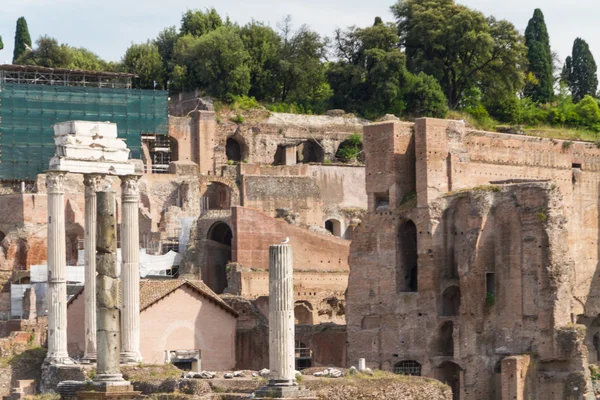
[49,157,135,176]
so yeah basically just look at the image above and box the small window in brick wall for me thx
[374,191,390,211]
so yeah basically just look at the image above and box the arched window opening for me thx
[441,286,461,316]
[335,135,363,163]
[394,360,421,376]
[202,182,231,211]
[205,222,233,294]
[294,303,313,325]
[325,219,342,237]
[295,340,312,370]
[297,141,324,164]
[438,361,461,400]
[226,138,242,162]
[397,220,418,292]
[439,321,454,356]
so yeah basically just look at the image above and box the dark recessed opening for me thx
[572,163,582,169]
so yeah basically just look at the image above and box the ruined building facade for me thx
[347,119,600,400]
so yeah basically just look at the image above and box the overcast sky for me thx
[1,0,598,69]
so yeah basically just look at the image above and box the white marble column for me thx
[268,244,295,385]
[82,174,107,362]
[120,175,142,364]
[44,171,72,365]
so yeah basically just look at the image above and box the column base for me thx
[77,380,140,400]
[93,374,126,383]
[82,353,97,364]
[44,355,75,365]
[119,353,142,365]
[254,385,314,399]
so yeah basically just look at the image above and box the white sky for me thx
[0,0,597,70]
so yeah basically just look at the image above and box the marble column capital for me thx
[84,174,110,197]
[120,175,141,201]
[45,171,67,194]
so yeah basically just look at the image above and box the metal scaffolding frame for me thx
[0,64,134,89]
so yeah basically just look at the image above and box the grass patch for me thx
[122,364,182,383]
[524,125,600,142]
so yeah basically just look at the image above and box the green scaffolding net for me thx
[0,83,168,180]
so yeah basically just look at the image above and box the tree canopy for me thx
[391,0,527,109]
[13,17,32,63]
[562,38,598,102]
[15,36,109,71]
[524,8,554,103]
[122,42,165,89]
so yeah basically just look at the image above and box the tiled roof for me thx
[68,279,238,317]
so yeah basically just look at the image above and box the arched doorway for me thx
[397,220,418,292]
[294,302,313,325]
[205,222,233,294]
[226,138,242,162]
[325,219,342,237]
[393,360,421,376]
[441,286,461,316]
[438,361,461,400]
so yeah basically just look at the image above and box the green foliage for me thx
[185,26,251,97]
[524,9,554,103]
[122,41,165,89]
[229,95,260,110]
[392,0,527,109]
[404,72,448,118]
[537,211,548,222]
[563,38,598,103]
[336,133,363,162]
[15,36,109,71]
[239,21,282,100]
[0,36,3,50]
[575,95,600,127]
[13,17,32,63]
[180,8,223,37]
[230,114,244,124]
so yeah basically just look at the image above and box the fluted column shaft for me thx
[83,175,107,362]
[45,172,72,365]
[120,175,142,363]
[268,244,295,385]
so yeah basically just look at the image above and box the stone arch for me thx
[205,222,232,294]
[200,177,240,208]
[438,361,461,400]
[441,286,461,316]
[335,137,363,163]
[294,302,313,325]
[325,218,343,237]
[225,135,248,162]
[439,321,454,356]
[393,360,421,376]
[297,141,324,164]
[397,220,418,292]
[202,182,232,210]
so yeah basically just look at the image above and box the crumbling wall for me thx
[348,181,581,400]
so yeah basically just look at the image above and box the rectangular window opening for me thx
[572,163,582,169]
[374,191,390,211]
[486,272,495,296]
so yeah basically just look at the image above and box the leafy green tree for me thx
[328,18,446,118]
[277,17,329,105]
[186,26,251,97]
[15,36,108,70]
[0,36,3,50]
[563,38,598,103]
[155,26,178,86]
[575,95,600,127]
[122,42,165,89]
[180,8,223,37]
[391,0,527,109]
[13,17,32,63]
[239,21,281,100]
[524,9,554,103]
[405,72,448,117]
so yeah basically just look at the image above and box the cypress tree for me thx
[13,17,32,63]
[0,36,3,51]
[524,9,554,103]
[569,38,598,102]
